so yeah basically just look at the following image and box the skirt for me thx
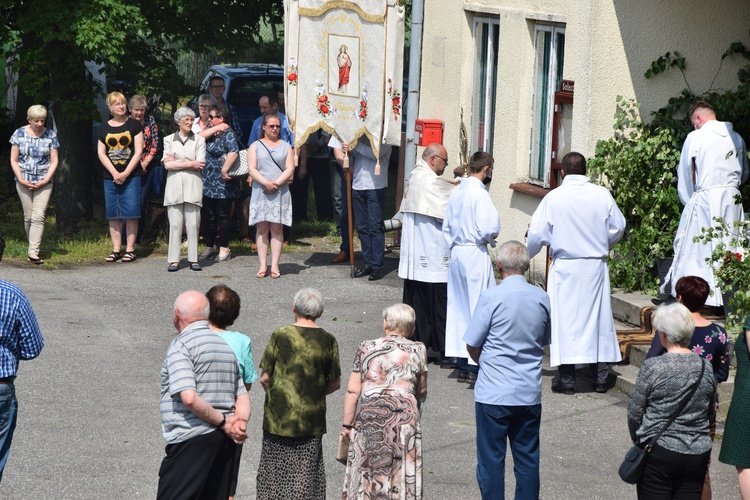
[256,432,325,500]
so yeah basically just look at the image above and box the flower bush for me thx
[696,217,750,332]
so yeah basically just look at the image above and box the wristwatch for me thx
[217,413,226,428]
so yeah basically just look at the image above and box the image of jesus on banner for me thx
[337,45,352,92]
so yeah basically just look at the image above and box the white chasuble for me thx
[285,0,405,162]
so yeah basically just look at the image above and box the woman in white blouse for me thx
[162,107,206,272]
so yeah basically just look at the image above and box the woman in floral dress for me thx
[341,303,428,499]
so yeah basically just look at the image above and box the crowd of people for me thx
[5,91,750,499]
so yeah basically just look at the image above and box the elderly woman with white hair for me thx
[162,107,206,272]
[256,288,341,500]
[192,94,216,133]
[341,303,428,499]
[627,303,716,499]
[9,104,59,264]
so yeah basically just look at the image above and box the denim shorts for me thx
[104,177,142,220]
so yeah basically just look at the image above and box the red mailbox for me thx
[415,119,444,146]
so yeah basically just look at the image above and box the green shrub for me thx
[589,97,682,293]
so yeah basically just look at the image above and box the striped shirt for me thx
[0,280,44,378]
[160,320,245,444]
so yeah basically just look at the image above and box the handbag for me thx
[336,433,350,465]
[618,361,707,484]
[226,148,249,177]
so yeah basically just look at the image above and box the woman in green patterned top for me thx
[256,288,341,500]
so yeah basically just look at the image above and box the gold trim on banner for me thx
[299,2,386,22]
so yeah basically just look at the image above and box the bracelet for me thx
[342,424,354,430]
[217,413,226,428]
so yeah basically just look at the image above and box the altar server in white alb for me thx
[398,143,459,365]
[527,152,625,394]
[442,151,500,383]
[660,100,749,307]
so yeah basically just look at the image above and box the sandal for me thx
[28,256,45,265]
[271,271,281,279]
[121,251,137,263]
[105,251,122,263]
[256,270,268,278]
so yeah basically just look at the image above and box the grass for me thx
[0,151,402,267]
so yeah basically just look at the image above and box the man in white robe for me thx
[660,101,749,307]
[399,143,459,365]
[442,152,500,383]
[527,152,626,394]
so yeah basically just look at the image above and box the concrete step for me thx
[612,289,654,326]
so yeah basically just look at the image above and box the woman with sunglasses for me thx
[247,114,294,278]
[198,105,240,262]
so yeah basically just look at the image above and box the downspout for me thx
[403,0,424,181]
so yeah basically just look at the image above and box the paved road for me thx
[0,251,740,498]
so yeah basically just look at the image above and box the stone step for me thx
[612,289,654,326]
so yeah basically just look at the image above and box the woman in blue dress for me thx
[247,114,294,278]
[198,105,240,262]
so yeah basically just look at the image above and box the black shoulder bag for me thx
[618,360,707,484]
[257,140,292,184]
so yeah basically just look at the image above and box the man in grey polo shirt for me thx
[464,241,551,500]
[157,290,250,499]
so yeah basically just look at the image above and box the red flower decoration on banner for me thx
[287,61,298,86]
[318,95,328,103]
[387,77,402,121]
[358,94,368,121]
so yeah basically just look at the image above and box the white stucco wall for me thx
[416,0,750,282]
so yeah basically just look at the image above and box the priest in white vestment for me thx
[527,152,626,394]
[660,101,749,307]
[442,152,500,383]
[398,144,460,365]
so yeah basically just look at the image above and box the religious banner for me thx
[285,0,405,161]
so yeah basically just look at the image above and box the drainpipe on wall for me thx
[403,0,424,182]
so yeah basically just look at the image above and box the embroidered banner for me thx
[285,0,405,157]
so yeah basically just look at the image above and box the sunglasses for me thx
[209,115,221,120]
[266,124,281,129]
[198,105,210,109]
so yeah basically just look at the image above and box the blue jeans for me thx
[475,402,541,500]
[0,382,18,482]
[352,187,386,269]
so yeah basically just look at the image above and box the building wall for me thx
[417,0,750,283]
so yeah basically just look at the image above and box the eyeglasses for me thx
[266,124,281,129]
[198,105,210,109]
[210,85,225,89]
[434,155,449,164]
[209,115,221,120]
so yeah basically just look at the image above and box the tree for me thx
[0,0,281,232]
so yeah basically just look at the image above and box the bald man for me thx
[157,291,250,499]
[659,101,748,308]
[398,143,459,365]
[247,94,293,145]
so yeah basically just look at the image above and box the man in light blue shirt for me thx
[247,94,293,146]
[464,240,551,500]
